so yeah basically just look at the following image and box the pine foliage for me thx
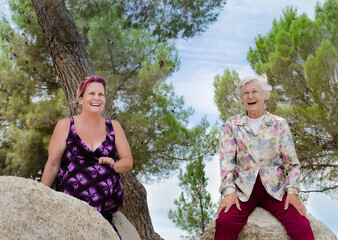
[169,158,216,240]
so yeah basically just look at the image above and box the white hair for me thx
[236,74,272,99]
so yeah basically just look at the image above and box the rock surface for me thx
[113,211,141,240]
[202,207,337,240]
[0,176,140,240]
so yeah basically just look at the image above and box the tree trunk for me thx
[31,1,162,239]
[31,0,94,115]
[120,172,163,240]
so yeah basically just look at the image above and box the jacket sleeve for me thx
[280,119,301,194]
[219,119,237,196]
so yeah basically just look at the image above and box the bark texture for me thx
[120,172,163,240]
[31,0,94,115]
[31,1,161,239]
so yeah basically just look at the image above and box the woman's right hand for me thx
[217,193,241,214]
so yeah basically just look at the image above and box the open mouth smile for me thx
[90,103,101,107]
[248,102,257,105]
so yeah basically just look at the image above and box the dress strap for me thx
[66,116,75,140]
[105,118,114,133]
[68,116,74,124]
[105,119,116,160]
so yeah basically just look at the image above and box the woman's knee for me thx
[216,213,233,227]
[215,211,244,231]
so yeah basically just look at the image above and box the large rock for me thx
[202,207,337,240]
[0,176,140,240]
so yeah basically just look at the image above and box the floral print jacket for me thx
[219,111,300,202]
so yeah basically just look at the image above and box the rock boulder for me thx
[0,176,140,240]
[202,207,337,240]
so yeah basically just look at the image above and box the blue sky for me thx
[144,0,338,239]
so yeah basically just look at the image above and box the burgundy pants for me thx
[214,175,314,240]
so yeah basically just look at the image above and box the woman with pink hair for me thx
[41,75,133,239]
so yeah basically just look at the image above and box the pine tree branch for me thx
[301,185,338,193]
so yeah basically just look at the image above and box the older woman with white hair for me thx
[214,75,314,239]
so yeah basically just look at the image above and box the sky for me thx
[143,0,338,239]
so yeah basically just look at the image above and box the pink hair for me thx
[76,75,106,102]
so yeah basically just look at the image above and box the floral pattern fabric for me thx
[56,116,124,238]
[219,111,300,202]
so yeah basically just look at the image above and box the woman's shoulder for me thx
[266,112,287,123]
[54,117,71,131]
[109,120,128,138]
[110,119,122,129]
[226,112,246,124]
[264,112,291,131]
[221,113,246,133]
[50,117,71,140]
[58,117,71,124]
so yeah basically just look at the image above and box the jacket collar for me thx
[234,111,276,126]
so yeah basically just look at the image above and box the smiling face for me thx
[78,82,106,114]
[241,80,267,118]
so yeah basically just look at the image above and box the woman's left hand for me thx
[98,157,115,167]
[284,194,306,216]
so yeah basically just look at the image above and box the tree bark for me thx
[31,0,94,115]
[120,172,163,240]
[31,1,162,239]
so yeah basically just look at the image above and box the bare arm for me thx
[99,120,133,174]
[41,118,69,187]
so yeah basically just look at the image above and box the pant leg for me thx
[261,194,315,240]
[214,174,270,240]
[214,199,256,240]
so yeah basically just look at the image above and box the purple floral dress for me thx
[56,116,124,239]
